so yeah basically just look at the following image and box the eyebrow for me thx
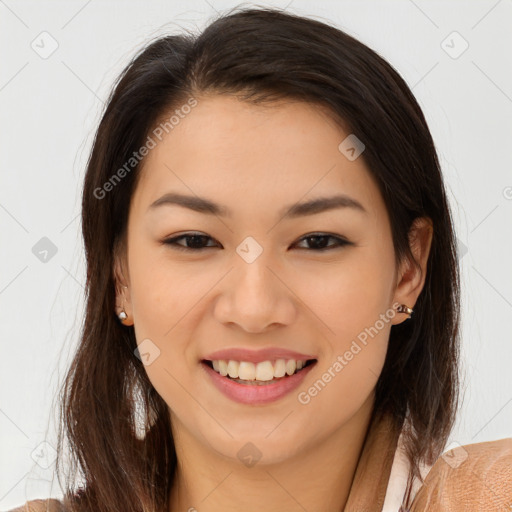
[147,192,367,219]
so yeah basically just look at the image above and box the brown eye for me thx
[162,233,219,251]
[293,233,351,251]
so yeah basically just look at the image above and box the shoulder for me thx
[410,437,512,511]
[6,498,66,512]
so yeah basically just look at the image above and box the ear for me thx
[390,216,433,325]
[113,239,134,325]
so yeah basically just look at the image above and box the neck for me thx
[168,395,376,512]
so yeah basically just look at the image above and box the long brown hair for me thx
[54,6,461,511]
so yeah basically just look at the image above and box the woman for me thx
[10,6,511,512]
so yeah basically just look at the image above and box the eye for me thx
[293,233,352,251]
[161,232,352,252]
[162,232,219,251]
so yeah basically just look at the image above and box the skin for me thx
[113,94,433,512]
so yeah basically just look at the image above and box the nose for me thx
[213,248,297,334]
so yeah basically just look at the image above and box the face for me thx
[114,94,431,465]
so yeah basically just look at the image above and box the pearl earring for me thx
[117,285,130,324]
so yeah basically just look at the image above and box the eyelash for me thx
[161,232,352,252]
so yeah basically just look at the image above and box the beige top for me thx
[8,414,512,511]
[345,412,512,511]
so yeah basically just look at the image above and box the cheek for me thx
[128,239,187,329]
[295,247,395,335]
[127,248,196,390]
[300,287,392,423]
[129,266,200,418]
[293,251,393,409]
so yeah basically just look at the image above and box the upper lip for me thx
[202,347,317,364]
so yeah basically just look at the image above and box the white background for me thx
[1,0,511,508]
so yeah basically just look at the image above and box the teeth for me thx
[208,358,311,381]
[285,359,296,375]
[255,361,274,381]
[218,360,228,377]
[227,360,239,378]
[274,358,286,377]
[239,361,257,380]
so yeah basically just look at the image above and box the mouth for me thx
[200,358,318,404]
[201,358,317,385]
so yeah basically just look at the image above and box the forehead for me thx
[131,95,384,221]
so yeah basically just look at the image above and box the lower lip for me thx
[201,361,317,405]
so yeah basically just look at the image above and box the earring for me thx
[396,303,414,318]
[117,285,131,325]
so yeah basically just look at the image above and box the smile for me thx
[201,359,317,404]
